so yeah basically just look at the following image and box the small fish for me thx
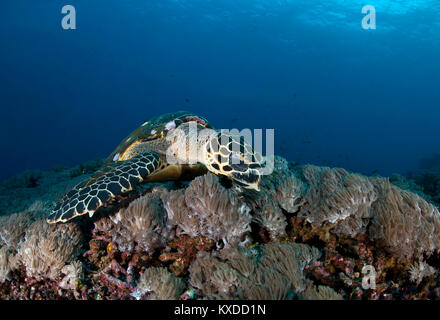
[185,98,190,103]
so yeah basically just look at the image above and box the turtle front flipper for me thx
[47,151,162,223]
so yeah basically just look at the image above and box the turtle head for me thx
[204,132,264,191]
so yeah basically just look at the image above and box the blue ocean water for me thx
[1,0,439,182]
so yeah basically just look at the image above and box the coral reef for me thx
[1,156,440,300]
[2,170,44,189]
[302,285,343,300]
[94,192,173,254]
[136,267,185,300]
[0,210,37,249]
[243,157,304,241]
[59,261,84,290]
[16,220,83,281]
[159,235,214,276]
[368,178,440,259]
[187,243,339,300]
[408,171,440,205]
[0,160,103,216]
[0,247,12,282]
[285,165,440,260]
[162,173,252,247]
[408,261,437,286]
[389,173,427,199]
[403,153,440,205]
[297,165,377,237]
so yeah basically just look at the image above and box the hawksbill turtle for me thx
[47,111,265,223]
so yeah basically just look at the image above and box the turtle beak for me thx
[245,182,260,192]
[231,168,262,192]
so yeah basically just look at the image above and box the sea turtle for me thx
[47,111,265,223]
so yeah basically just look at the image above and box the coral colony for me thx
[1,134,440,299]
